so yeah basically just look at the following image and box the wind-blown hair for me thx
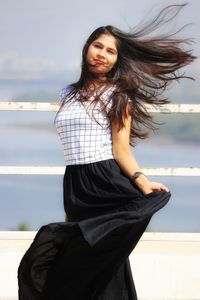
[59,4,196,145]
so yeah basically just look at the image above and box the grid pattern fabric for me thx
[55,86,114,166]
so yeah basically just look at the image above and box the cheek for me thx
[86,47,91,62]
[86,50,91,62]
[110,56,118,68]
[86,46,96,62]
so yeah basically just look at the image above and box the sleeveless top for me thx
[54,86,114,166]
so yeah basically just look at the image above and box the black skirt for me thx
[18,159,171,300]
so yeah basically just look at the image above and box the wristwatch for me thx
[130,171,144,182]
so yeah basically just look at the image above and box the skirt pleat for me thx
[18,159,171,299]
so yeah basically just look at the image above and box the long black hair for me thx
[59,3,196,145]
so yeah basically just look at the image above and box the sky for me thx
[0,0,199,82]
[0,0,199,231]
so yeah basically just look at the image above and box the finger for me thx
[161,185,169,192]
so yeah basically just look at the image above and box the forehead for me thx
[93,33,117,50]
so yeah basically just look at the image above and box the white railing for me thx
[0,102,200,176]
[0,102,200,113]
[0,166,199,176]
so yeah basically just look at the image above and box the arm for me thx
[111,104,169,195]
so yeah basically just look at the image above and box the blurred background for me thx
[0,0,199,232]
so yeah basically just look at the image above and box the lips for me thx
[94,59,106,65]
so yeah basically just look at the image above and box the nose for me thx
[97,48,106,58]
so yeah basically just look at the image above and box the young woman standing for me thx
[18,4,196,300]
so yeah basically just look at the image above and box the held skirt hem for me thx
[18,159,171,300]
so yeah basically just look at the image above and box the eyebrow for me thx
[93,41,117,53]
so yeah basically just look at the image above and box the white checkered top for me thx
[55,86,114,166]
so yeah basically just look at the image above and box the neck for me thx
[87,78,107,89]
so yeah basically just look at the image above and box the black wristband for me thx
[130,171,144,182]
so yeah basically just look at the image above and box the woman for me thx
[18,4,196,300]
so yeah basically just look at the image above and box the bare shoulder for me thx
[111,103,132,151]
[58,85,73,104]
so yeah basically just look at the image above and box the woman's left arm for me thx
[111,104,169,195]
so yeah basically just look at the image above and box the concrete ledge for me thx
[0,231,200,300]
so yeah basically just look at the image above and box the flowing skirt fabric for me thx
[18,159,171,300]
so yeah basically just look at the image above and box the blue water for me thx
[1,174,199,232]
[0,109,200,232]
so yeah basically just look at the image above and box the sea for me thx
[0,79,199,232]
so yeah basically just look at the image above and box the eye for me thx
[94,44,102,49]
[107,50,115,54]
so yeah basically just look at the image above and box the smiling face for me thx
[86,33,118,78]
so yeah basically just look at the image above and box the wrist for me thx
[130,171,144,182]
[133,174,151,190]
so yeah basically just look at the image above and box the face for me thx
[86,33,118,77]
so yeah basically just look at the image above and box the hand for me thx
[142,181,170,195]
